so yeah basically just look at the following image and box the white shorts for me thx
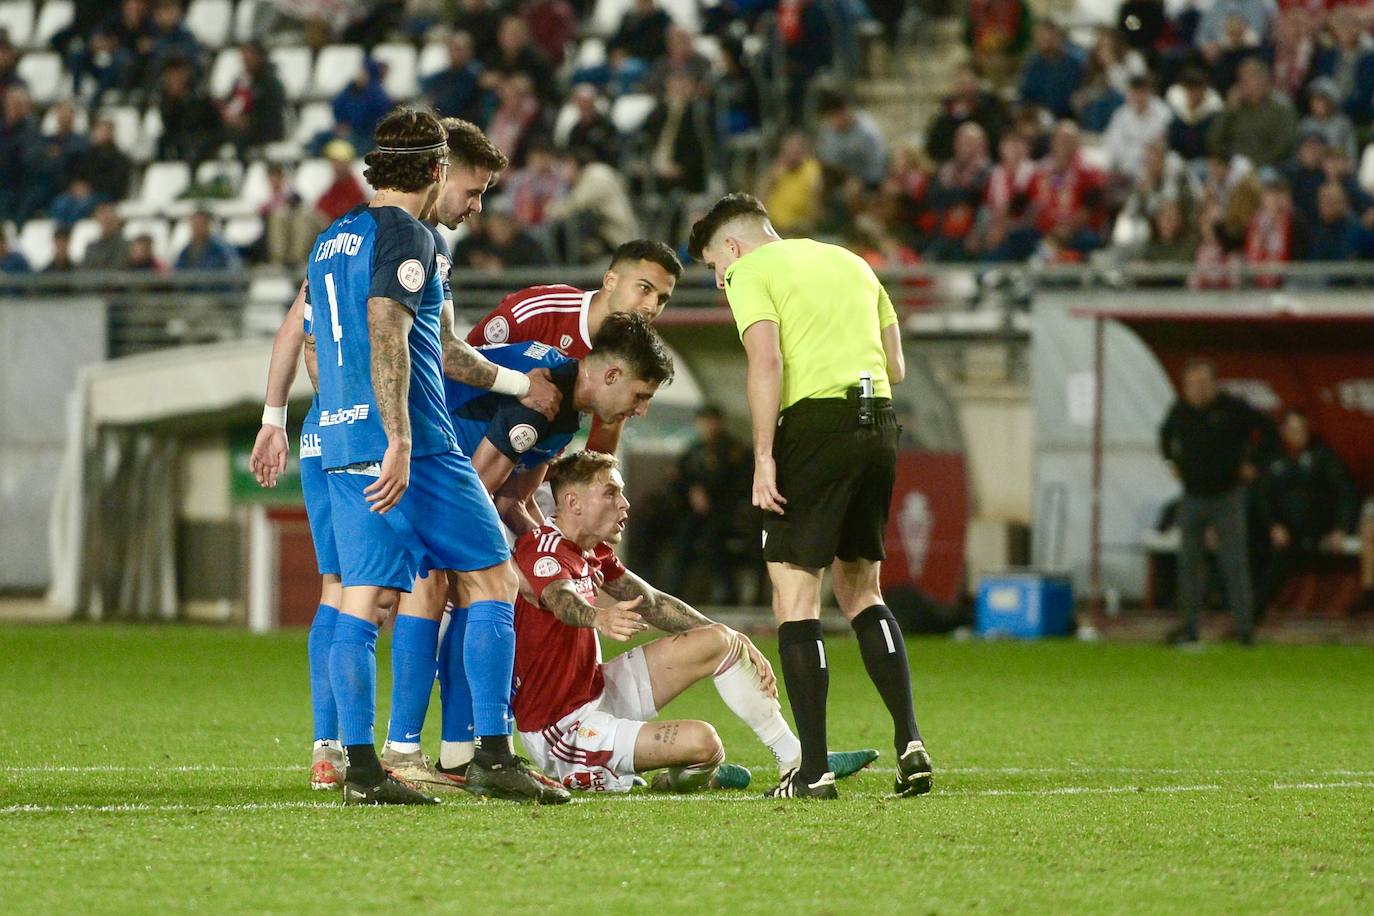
[519,647,658,793]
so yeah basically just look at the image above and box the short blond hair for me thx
[547,451,620,499]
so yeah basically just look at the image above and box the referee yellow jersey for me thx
[723,238,898,410]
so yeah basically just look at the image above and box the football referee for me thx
[688,193,933,800]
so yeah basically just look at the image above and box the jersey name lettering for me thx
[314,232,364,261]
[319,404,371,426]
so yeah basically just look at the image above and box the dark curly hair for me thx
[589,313,674,384]
[363,107,448,193]
[609,239,683,280]
[687,192,770,261]
[440,117,509,174]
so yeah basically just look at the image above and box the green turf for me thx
[2,625,1372,913]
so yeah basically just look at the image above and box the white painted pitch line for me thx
[0,765,301,773]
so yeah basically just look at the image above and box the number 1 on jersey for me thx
[323,272,344,367]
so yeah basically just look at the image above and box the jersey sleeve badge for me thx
[509,423,539,453]
[485,316,509,343]
[397,259,425,292]
[533,556,561,579]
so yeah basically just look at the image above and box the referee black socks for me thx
[777,619,830,782]
[851,604,921,754]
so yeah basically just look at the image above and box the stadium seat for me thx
[185,0,232,49]
[209,46,244,98]
[67,217,99,262]
[293,100,335,146]
[223,215,264,248]
[610,94,656,133]
[659,0,701,33]
[310,44,365,100]
[292,158,336,207]
[102,105,146,160]
[270,46,314,101]
[417,41,448,79]
[135,161,193,213]
[590,0,634,37]
[574,37,606,70]
[372,42,418,100]
[234,0,260,42]
[140,107,164,156]
[0,1,34,48]
[40,103,88,134]
[123,217,171,263]
[17,51,64,104]
[694,34,722,70]
[32,0,74,49]
[239,160,273,211]
[196,158,244,189]
[18,218,55,270]
[552,101,583,148]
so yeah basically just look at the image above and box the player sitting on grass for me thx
[510,450,879,793]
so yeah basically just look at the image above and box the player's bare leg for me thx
[380,571,456,791]
[333,586,439,805]
[309,575,345,790]
[634,720,727,792]
[832,557,932,797]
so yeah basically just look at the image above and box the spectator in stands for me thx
[560,84,620,164]
[261,162,308,266]
[455,0,502,67]
[1307,181,1361,261]
[1246,169,1309,282]
[71,118,133,203]
[639,72,713,194]
[49,0,110,60]
[127,233,164,272]
[1072,27,1146,131]
[101,0,154,91]
[1309,6,1374,124]
[964,0,1031,86]
[877,142,933,246]
[610,0,672,66]
[521,0,577,69]
[1270,8,1316,99]
[1017,21,1087,120]
[1196,0,1277,53]
[971,131,1037,260]
[485,73,544,167]
[24,102,89,223]
[1191,199,1244,288]
[667,405,753,605]
[1139,198,1199,265]
[1254,407,1359,618]
[157,55,221,164]
[422,32,485,122]
[1319,144,1372,217]
[81,202,130,270]
[0,233,31,273]
[69,28,133,105]
[1202,14,1261,97]
[314,140,367,229]
[815,91,888,188]
[45,228,77,274]
[452,208,551,270]
[1113,139,1200,255]
[570,45,650,97]
[646,26,713,94]
[220,41,287,154]
[923,122,991,260]
[486,14,559,106]
[926,64,1009,164]
[712,40,761,137]
[1201,152,1262,244]
[1167,67,1224,162]
[546,147,640,261]
[331,58,393,154]
[1027,120,1107,260]
[1118,0,1167,60]
[49,179,100,228]
[758,130,823,235]
[504,140,569,228]
[143,0,204,91]
[1104,75,1173,181]
[1207,58,1298,167]
[175,210,242,272]
[1159,357,1276,645]
[0,32,21,92]
[775,0,837,123]
[1298,77,1357,162]
[0,86,40,225]
[1285,129,1328,220]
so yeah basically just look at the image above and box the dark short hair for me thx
[815,89,850,116]
[1182,357,1216,377]
[547,450,620,500]
[687,192,769,261]
[363,107,448,193]
[440,117,509,173]
[609,238,682,279]
[590,313,674,384]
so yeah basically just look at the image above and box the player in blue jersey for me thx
[306,107,566,805]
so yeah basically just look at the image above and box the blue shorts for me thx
[326,450,510,590]
[300,453,341,577]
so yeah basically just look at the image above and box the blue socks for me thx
[386,615,440,748]
[439,606,474,745]
[308,604,339,743]
[464,600,516,737]
[329,613,378,747]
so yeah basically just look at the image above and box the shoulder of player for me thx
[371,208,437,257]
[517,526,581,569]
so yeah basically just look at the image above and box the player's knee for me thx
[685,721,724,767]
[697,623,735,665]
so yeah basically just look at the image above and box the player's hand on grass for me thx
[596,596,648,642]
[521,368,562,419]
[738,631,778,699]
[249,424,289,488]
[752,455,787,515]
[366,440,411,514]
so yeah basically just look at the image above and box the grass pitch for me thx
[2,625,1372,914]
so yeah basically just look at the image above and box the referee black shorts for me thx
[762,395,898,569]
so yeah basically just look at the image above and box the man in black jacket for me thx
[1254,408,1359,618]
[1159,358,1277,644]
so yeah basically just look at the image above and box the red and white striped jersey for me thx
[467,284,594,358]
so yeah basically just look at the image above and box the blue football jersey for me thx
[445,341,584,470]
[304,205,457,470]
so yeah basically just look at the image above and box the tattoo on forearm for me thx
[602,572,711,633]
[440,308,497,387]
[368,298,411,444]
[543,581,599,628]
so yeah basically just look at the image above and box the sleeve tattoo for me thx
[367,297,412,444]
[600,571,712,633]
[439,302,498,388]
[542,580,599,628]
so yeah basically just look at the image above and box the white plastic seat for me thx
[574,37,606,70]
[239,160,273,211]
[233,0,260,42]
[270,46,314,101]
[552,102,579,148]
[417,42,448,79]
[293,158,336,206]
[140,107,164,155]
[310,44,365,100]
[185,0,232,48]
[590,0,634,38]
[195,158,244,187]
[33,0,74,48]
[137,161,193,212]
[17,51,64,104]
[0,1,34,48]
[209,46,244,98]
[67,217,100,262]
[659,0,701,32]
[102,105,145,159]
[610,94,655,133]
[372,42,417,100]
[18,219,55,270]
[223,215,264,248]
[123,217,171,263]
[293,100,334,146]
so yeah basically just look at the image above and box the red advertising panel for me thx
[881,451,969,606]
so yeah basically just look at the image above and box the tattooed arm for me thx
[365,296,414,513]
[542,580,647,642]
[599,569,714,634]
[439,300,562,418]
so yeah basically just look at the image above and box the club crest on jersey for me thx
[533,557,561,578]
[397,258,425,292]
[485,316,510,343]
[509,423,538,453]
[559,334,574,351]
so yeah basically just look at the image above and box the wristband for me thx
[261,404,287,429]
[491,365,531,398]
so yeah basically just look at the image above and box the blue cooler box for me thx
[975,572,1074,639]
